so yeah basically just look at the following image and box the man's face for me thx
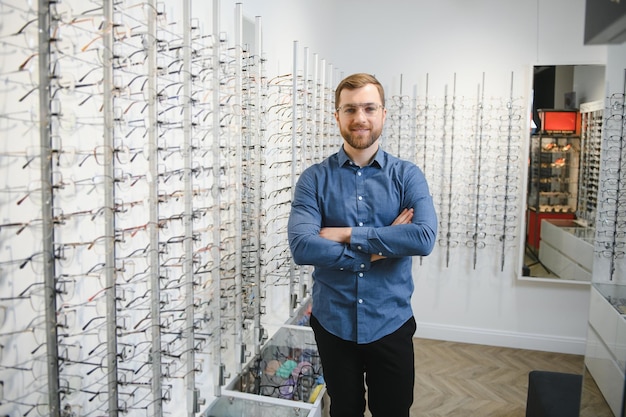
[334,84,386,151]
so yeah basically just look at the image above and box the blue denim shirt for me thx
[288,146,438,344]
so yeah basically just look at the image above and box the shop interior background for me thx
[1,0,625,416]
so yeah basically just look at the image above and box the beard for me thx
[340,123,382,150]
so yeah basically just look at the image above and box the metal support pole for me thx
[289,40,298,317]
[253,14,263,356]
[147,0,163,414]
[233,1,244,373]
[182,0,198,414]
[102,0,119,415]
[38,1,60,415]
[212,0,224,397]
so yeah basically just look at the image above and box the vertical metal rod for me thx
[147,0,163,414]
[607,69,626,281]
[182,0,197,414]
[422,74,430,174]
[472,73,487,270]
[319,59,326,161]
[233,2,244,372]
[410,86,418,165]
[299,46,309,304]
[397,74,403,157]
[212,0,224,396]
[445,75,457,268]
[327,63,334,154]
[311,53,319,163]
[102,0,119,415]
[499,72,515,272]
[38,1,60,416]
[289,40,298,317]
[419,73,429,266]
[253,14,263,356]
[439,85,450,267]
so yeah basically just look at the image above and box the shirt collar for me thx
[338,145,384,168]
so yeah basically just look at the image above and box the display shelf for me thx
[578,100,603,224]
[224,325,324,402]
[537,219,594,282]
[203,395,318,417]
[528,134,581,213]
[221,323,325,416]
[585,284,626,416]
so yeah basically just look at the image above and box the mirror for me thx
[522,64,606,282]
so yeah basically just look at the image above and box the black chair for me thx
[526,370,583,417]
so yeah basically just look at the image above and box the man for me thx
[287,73,438,417]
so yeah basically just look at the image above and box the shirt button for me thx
[358,299,363,304]
[358,222,363,227]
[357,245,362,250]
[358,196,363,201]
[359,272,363,277]
[360,264,365,269]
[357,171,362,176]
[378,252,383,256]
[340,267,344,271]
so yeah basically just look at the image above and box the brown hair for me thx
[334,73,385,110]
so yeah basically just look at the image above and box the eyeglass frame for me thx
[335,102,384,117]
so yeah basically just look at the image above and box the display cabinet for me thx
[221,317,326,417]
[538,219,594,282]
[585,284,626,416]
[577,100,603,224]
[204,395,319,417]
[526,134,581,251]
[225,324,324,402]
[528,133,581,213]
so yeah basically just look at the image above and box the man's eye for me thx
[344,107,356,114]
[364,106,377,113]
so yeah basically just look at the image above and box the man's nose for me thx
[354,107,369,119]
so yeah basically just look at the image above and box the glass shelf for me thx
[593,282,626,315]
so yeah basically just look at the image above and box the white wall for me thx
[217,0,613,354]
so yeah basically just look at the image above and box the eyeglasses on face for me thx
[336,103,383,117]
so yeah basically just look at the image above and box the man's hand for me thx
[392,207,414,225]
[319,227,352,243]
[319,208,415,261]
[372,208,413,261]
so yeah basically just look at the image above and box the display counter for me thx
[201,296,326,416]
[538,219,594,282]
[203,395,318,417]
[585,283,626,416]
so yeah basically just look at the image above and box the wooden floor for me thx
[361,338,613,417]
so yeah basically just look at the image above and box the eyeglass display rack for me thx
[577,100,604,225]
[0,1,340,417]
[526,132,581,252]
[583,74,626,417]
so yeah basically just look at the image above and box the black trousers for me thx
[310,315,416,417]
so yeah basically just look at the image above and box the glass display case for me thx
[538,219,594,282]
[577,100,603,224]
[526,134,581,252]
[203,395,317,417]
[585,283,626,416]
[528,133,581,213]
[223,324,325,411]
